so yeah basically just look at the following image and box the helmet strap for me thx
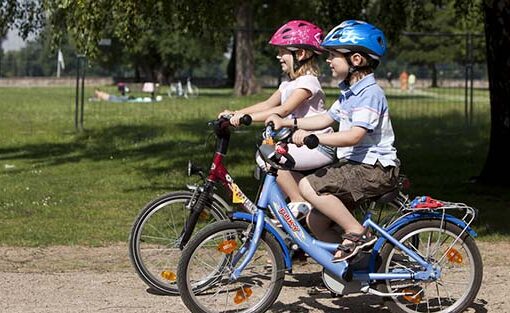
[344,52,374,84]
[291,50,314,74]
[291,51,301,72]
[344,53,355,83]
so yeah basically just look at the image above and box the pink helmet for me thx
[269,20,324,54]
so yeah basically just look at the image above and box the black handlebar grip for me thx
[240,115,252,126]
[303,134,319,149]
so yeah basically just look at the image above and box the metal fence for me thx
[0,32,489,130]
[375,32,488,127]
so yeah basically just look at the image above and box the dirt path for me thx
[0,241,507,313]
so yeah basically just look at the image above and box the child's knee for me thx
[298,178,316,199]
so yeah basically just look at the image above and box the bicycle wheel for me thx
[129,191,228,294]
[177,220,285,313]
[378,220,483,313]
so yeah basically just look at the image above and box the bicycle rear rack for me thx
[402,200,477,231]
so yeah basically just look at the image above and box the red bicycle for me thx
[128,115,257,294]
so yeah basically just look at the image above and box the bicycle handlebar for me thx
[210,114,253,155]
[212,114,252,132]
[303,134,319,149]
[239,115,252,126]
[264,123,319,149]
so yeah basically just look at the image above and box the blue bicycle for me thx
[176,125,483,313]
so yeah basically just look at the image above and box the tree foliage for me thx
[1,0,508,184]
[0,0,43,38]
[390,1,484,86]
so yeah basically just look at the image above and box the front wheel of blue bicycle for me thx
[177,220,285,313]
[378,220,483,313]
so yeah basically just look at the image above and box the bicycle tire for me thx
[378,220,483,313]
[128,191,228,294]
[177,220,285,313]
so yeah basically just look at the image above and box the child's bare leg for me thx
[299,178,364,236]
[276,170,305,203]
[306,209,341,242]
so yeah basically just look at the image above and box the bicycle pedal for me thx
[330,292,342,298]
[342,267,353,282]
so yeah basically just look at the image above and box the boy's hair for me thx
[347,52,374,82]
[289,50,320,79]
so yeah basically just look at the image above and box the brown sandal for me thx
[332,229,377,263]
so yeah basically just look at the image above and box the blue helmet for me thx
[322,20,386,60]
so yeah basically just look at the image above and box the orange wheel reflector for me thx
[217,240,237,254]
[446,247,463,264]
[234,287,253,304]
[403,288,422,304]
[161,270,176,282]
[199,211,210,221]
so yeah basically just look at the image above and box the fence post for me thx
[75,54,86,131]
[469,33,474,127]
[464,32,474,127]
[75,55,81,131]
[80,57,87,130]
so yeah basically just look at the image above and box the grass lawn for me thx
[0,85,508,246]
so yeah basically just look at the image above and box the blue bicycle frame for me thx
[230,172,476,284]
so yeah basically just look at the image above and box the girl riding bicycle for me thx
[267,20,401,262]
[219,20,335,217]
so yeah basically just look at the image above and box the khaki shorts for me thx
[306,159,399,209]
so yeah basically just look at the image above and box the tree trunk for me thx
[226,36,236,88]
[233,1,259,96]
[430,64,438,88]
[477,0,510,185]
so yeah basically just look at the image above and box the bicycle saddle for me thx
[372,189,398,204]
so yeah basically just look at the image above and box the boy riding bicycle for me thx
[266,20,400,262]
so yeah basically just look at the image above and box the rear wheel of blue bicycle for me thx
[378,220,483,313]
[177,220,285,313]
[129,191,228,294]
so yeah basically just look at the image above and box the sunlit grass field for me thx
[0,85,507,246]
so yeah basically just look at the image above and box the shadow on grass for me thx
[0,118,263,198]
[1,113,508,235]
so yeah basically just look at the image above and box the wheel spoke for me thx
[179,221,284,313]
[380,221,482,313]
[168,201,184,237]
[129,193,227,295]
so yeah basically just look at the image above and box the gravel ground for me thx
[0,241,507,313]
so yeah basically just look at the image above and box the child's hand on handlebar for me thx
[265,114,285,130]
[229,112,248,127]
[292,129,312,147]
[218,110,235,119]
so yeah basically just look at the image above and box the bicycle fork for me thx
[178,182,214,250]
[229,210,266,280]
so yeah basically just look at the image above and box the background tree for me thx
[233,1,258,96]
[0,0,43,39]
[1,0,509,185]
[389,1,484,87]
[0,29,112,77]
[476,0,510,185]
